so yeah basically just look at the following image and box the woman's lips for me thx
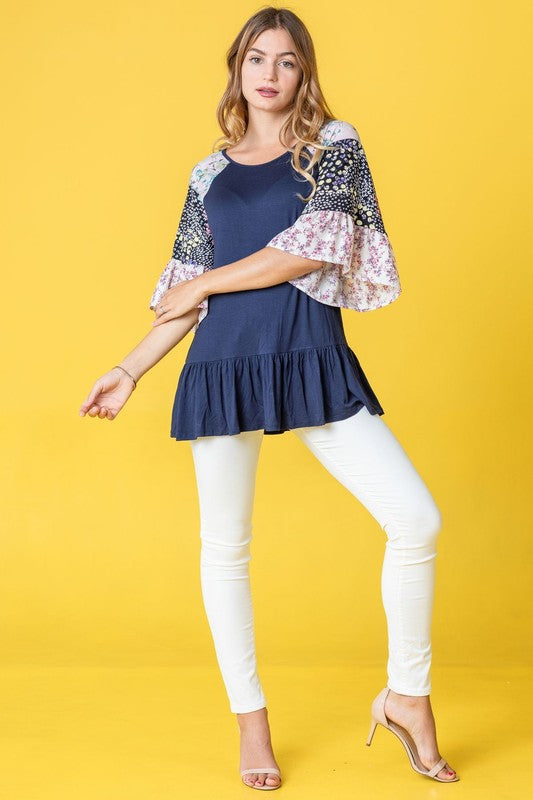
[257,89,278,97]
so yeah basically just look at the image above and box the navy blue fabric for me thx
[170,149,384,440]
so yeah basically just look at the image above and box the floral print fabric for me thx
[148,119,400,332]
[267,120,401,312]
[149,171,214,333]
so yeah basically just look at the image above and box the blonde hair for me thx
[212,5,338,202]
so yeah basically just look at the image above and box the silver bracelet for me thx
[113,365,137,389]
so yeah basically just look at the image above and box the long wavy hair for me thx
[212,6,338,202]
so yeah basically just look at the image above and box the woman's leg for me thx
[189,429,268,714]
[292,405,442,696]
[292,406,457,780]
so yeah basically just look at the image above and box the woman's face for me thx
[241,28,302,114]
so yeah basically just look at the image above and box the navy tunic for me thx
[148,120,402,441]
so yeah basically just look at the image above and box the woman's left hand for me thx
[152,279,206,327]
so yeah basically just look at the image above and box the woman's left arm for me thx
[152,248,322,326]
[202,247,322,294]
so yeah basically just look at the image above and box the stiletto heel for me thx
[365,687,459,782]
[366,717,378,746]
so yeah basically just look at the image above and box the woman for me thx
[79,6,458,791]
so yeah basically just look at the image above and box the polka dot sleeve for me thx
[149,165,214,333]
[265,121,402,313]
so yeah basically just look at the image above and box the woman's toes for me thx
[438,763,456,780]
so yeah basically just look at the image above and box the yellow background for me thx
[2,0,531,796]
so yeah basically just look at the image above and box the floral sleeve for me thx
[265,120,401,312]
[149,164,214,333]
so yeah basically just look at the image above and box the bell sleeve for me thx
[149,164,214,334]
[265,122,401,312]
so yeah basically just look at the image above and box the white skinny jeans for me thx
[189,405,442,713]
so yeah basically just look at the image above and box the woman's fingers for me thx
[80,380,104,413]
[89,406,118,420]
[83,401,122,419]
[86,405,110,418]
[80,371,132,420]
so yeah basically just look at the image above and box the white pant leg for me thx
[189,429,267,713]
[292,406,442,695]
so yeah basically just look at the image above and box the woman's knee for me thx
[385,493,442,549]
[199,523,253,568]
[416,497,443,544]
[411,496,442,548]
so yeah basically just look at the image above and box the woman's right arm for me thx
[79,307,200,420]
[81,155,214,421]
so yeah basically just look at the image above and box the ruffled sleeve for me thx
[265,121,401,312]
[149,164,214,333]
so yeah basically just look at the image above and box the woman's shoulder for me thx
[193,119,360,161]
[185,119,362,192]
[318,118,361,145]
[302,119,361,157]
[187,149,229,198]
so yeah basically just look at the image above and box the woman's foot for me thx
[384,690,457,781]
[237,707,281,788]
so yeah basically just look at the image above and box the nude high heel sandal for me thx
[366,687,459,782]
[240,767,282,790]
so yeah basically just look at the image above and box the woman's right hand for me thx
[79,367,136,420]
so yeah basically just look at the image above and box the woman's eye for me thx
[248,57,295,69]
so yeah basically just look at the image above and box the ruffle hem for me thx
[170,341,384,440]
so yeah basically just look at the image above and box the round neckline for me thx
[221,148,292,167]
